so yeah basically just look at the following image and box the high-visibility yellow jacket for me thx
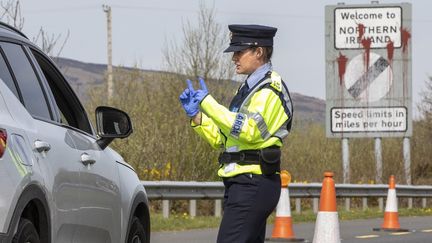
[192,71,293,177]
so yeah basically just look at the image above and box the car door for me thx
[66,130,122,243]
[0,41,83,242]
[29,48,122,243]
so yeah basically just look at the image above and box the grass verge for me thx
[151,207,432,232]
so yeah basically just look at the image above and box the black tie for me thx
[229,83,249,112]
[238,83,249,98]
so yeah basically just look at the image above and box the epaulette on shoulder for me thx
[270,71,282,92]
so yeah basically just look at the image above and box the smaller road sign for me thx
[335,7,402,49]
[331,107,407,133]
[344,52,392,103]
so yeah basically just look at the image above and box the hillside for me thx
[54,57,325,123]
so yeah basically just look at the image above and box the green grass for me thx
[290,207,432,222]
[151,212,222,232]
[151,207,432,232]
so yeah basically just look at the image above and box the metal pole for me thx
[295,198,301,214]
[214,199,222,217]
[403,137,411,185]
[379,198,384,212]
[162,200,169,218]
[189,199,196,218]
[345,199,350,211]
[375,137,383,184]
[313,198,319,214]
[342,138,350,183]
[342,138,351,211]
[103,5,113,102]
[375,138,384,212]
[362,197,368,211]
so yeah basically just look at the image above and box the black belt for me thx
[218,150,261,164]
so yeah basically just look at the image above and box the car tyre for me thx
[127,216,147,243]
[12,218,40,243]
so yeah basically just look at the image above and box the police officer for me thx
[179,24,293,243]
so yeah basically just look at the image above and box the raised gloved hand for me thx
[191,77,209,103]
[179,80,200,117]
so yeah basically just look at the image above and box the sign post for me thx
[325,2,412,184]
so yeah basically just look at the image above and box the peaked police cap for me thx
[224,24,277,53]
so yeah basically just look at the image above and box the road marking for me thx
[355,235,380,239]
[421,229,432,233]
[390,232,412,236]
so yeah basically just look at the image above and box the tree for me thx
[163,3,235,81]
[0,0,23,30]
[84,3,240,182]
[32,27,70,59]
[410,77,432,183]
[85,68,223,181]
[0,0,69,57]
[418,77,432,120]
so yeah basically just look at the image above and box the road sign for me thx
[344,52,392,103]
[335,7,402,49]
[325,3,412,138]
[331,107,407,133]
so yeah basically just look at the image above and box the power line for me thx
[102,5,432,23]
[112,4,323,19]
[24,4,432,23]
[111,5,196,13]
[25,5,100,14]
[25,4,324,20]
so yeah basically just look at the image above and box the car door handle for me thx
[80,153,96,166]
[34,140,51,153]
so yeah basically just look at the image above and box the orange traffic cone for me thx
[312,172,341,243]
[267,170,306,242]
[373,175,410,232]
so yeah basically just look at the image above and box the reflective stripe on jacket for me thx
[192,71,293,177]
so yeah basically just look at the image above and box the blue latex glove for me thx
[192,78,209,103]
[179,80,200,117]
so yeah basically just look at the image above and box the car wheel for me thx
[12,218,40,243]
[127,216,147,243]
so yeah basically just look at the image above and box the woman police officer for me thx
[179,24,293,243]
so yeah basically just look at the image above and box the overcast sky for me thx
[19,0,432,112]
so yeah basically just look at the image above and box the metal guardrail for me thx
[142,181,432,200]
[142,181,224,200]
[142,181,432,218]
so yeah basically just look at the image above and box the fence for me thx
[142,181,432,218]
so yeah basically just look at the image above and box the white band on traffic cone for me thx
[385,189,398,212]
[312,212,341,243]
[276,188,291,217]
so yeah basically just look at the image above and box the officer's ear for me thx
[256,47,263,58]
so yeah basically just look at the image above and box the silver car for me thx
[0,23,150,242]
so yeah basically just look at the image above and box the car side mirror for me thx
[95,106,133,150]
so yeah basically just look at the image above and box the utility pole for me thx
[103,4,113,102]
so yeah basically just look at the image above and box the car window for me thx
[30,49,93,135]
[0,48,19,99]
[1,42,51,120]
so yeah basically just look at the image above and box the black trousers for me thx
[217,173,281,243]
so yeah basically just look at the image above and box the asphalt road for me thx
[150,216,432,243]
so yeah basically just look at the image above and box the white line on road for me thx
[355,235,380,239]
[389,232,412,236]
